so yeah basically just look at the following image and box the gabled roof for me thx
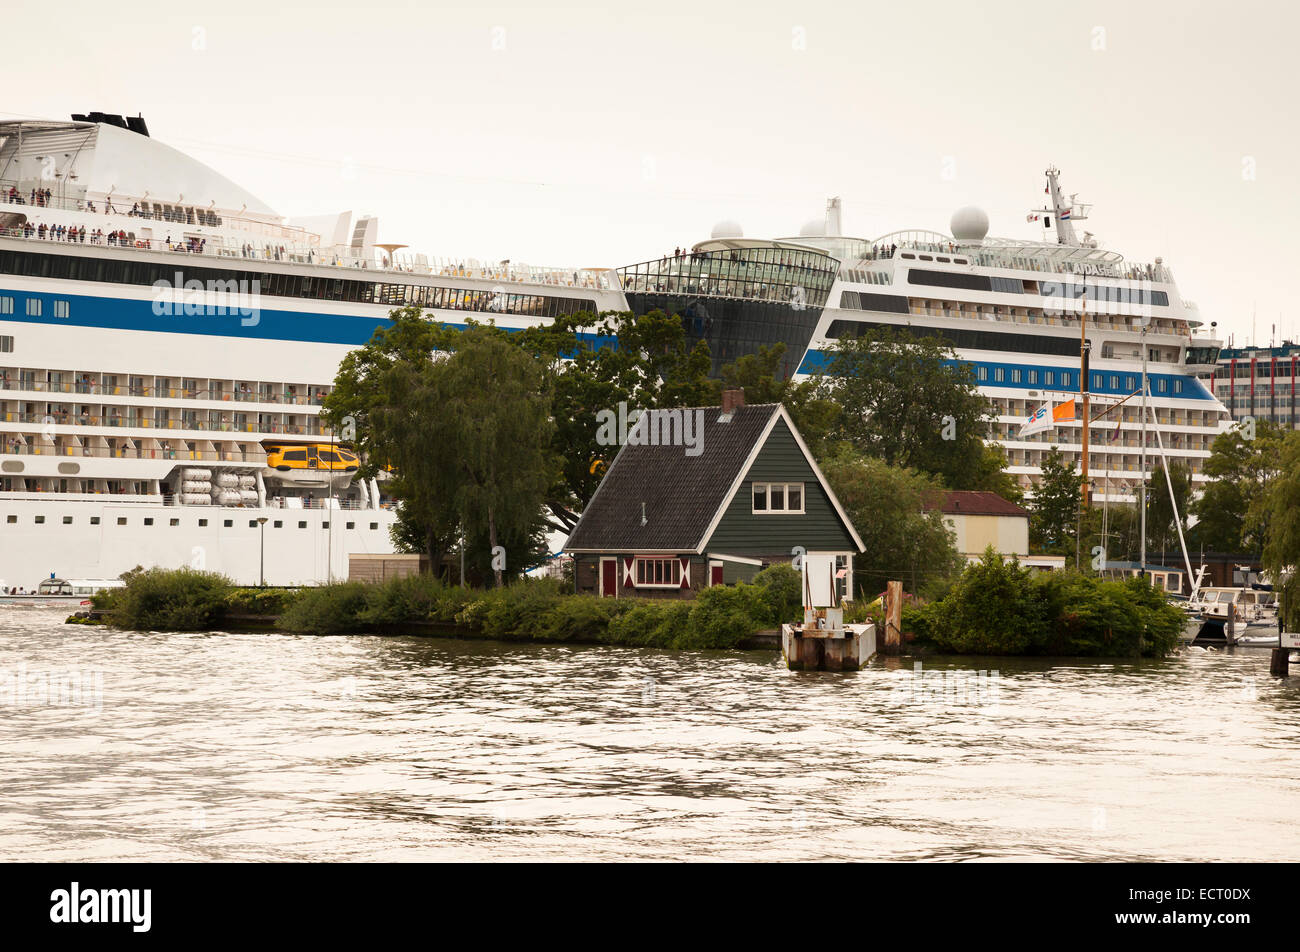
[565,403,864,554]
[922,490,1028,518]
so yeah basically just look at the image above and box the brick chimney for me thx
[720,388,746,413]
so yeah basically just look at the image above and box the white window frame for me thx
[752,481,805,514]
[633,556,683,589]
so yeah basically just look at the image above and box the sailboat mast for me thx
[1139,323,1148,580]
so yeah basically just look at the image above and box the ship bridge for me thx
[616,238,839,379]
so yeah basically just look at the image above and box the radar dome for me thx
[799,218,826,237]
[711,220,743,239]
[950,206,989,241]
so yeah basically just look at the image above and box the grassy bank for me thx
[90,564,803,650]
[86,554,1185,658]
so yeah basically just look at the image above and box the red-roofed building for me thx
[922,491,1029,563]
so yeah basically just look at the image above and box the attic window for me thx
[753,482,804,514]
[634,557,682,588]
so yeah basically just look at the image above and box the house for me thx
[922,490,1029,562]
[565,391,864,599]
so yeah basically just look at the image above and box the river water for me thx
[1,606,1298,861]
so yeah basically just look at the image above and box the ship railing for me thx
[0,412,329,436]
[0,212,616,288]
[0,442,270,462]
[889,239,1173,284]
[0,379,329,406]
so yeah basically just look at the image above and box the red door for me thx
[600,559,617,597]
[710,563,724,586]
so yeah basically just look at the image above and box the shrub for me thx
[606,600,692,646]
[278,582,370,634]
[751,563,802,626]
[108,567,233,632]
[224,587,300,616]
[536,595,630,642]
[679,584,767,649]
[358,573,449,626]
[920,549,1048,654]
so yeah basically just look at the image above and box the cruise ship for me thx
[0,112,1228,588]
[0,113,626,588]
[618,174,1229,502]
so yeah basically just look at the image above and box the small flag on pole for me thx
[1020,399,1078,438]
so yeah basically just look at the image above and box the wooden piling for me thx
[1270,647,1290,678]
[883,580,903,651]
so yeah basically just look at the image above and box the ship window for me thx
[53,300,70,318]
[224,519,233,527]
[283,450,307,461]
[901,253,915,259]
[1028,370,1038,384]
[1110,375,1119,389]
[1010,369,1021,383]
[298,521,307,528]
[25,298,41,317]
[370,522,379,530]
[919,255,933,261]
[0,335,11,353]
[62,515,72,524]
[1175,379,1184,394]
[34,515,44,524]
[977,367,988,381]
[273,520,283,528]
[1126,376,1136,390]
[936,256,950,263]
[1061,372,1072,387]
[0,296,11,313]
[198,518,208,527]
[117,517,127,525]
[169,518,179,526]
[144,517,153,525]
[994,368,1005,382]
[4,515,13,524]
[1158,379,1168,393]
[1045,372,1055,386]
[346,521,355,530]
[249,520,258,528]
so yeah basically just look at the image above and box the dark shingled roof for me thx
[565,403,780,552]
[922,490,1028,518]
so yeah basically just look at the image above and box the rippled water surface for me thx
[2,607,1299,861]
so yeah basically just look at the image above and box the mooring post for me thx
[884,580,903,651]
[1270,648,1289,678]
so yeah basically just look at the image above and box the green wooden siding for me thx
[703,417,857,554]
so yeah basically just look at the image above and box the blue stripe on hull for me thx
[795,348,1216,401]
[0,286,610,347]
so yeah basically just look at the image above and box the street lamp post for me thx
[257,516,268,587]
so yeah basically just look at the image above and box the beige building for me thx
[923,491,1029,563]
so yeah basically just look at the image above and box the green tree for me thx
[433,327,558,587]
[1144,460,1192,559]
[1030,446,1079,556]
[1259,429,1300,631]
[1191,420,1286,553]
[515,308,717,525]
[820,449,964,598]
[321,306,464,570]
[814,326,998,492]
[719,344,839,460]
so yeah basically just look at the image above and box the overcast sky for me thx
[6,0,1297,346]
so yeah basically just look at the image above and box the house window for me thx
[753,482,804,513]
[634,556,682,588]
